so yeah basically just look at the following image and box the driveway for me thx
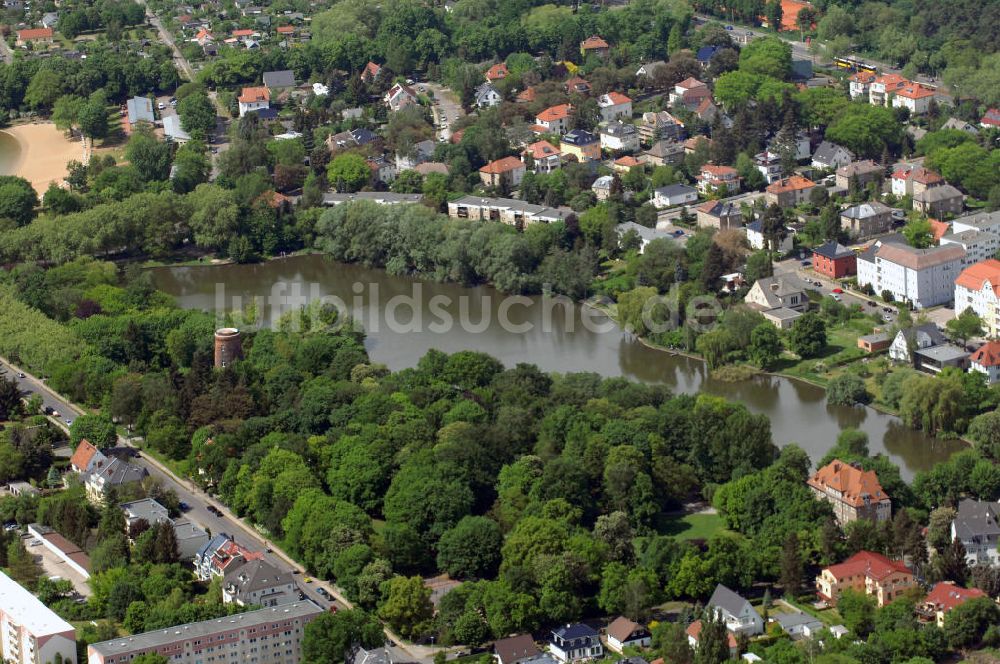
[419,82,465,141]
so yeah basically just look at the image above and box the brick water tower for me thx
[214,328,243,368]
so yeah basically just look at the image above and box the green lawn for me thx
[658,512,729,540]
[775,318,879,386]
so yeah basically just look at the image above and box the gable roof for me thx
[262,70,296,88]
[537,104,573,122]
[614,155,641,168]
[486,62,508,80]
[874,242,965,270]
[895,323,947,349]
[526,140,560,160]
[971,341,1000,368]
[953,498,1000,540]
[685,620,737,648]
[837,160,883,178]
[808,459,890,507]
[480,156,524,175]
[676,77,706,90]
[697,199,740,218]
[362,61,381,80]
[824,551,911,582]
[840,201,891,219]
[599,91,631,106]
[17,27,53,39]
[812,240,854,260]
[897,85,935,100]
[982,108,1000,128]
[564,76,591,93]
[812,140,854,165]
[914,184,963,203]
[90,457,147,488]
[709,584,753,618]
[956,259,1000,297]
[606,616,647,642]
[767,175,815,194]
[922,582,986,614]
[224,558,292,595]
[696,45,719,62]
[553,623,599,640]
[71,439,104,472]
[495,635,540,664]
[239,86,270,103]
[126,96,155,125]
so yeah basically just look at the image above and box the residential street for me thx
[419,81,465,141]
[0,356,437,662]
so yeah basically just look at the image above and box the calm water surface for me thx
[151,255,965,479]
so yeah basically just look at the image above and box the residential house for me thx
[969,341,1000,384]
[696,200,741,230]
[495,635,542,664]
[745,275,808,329]
[276,25,295,38]
[746,219,793,253]
[0,570,78,664]
[892,84,936,115]
[120,498,170,530]
[535,104,574,135]
[890,166,944,197]
[549,623,602,663]
[605,617,651,654]
[708,585,764,636]
[70,439,107,474]
[600,121,639,153]
[613,156,641,173]
[774,613,824,640]
[835,160,883,190]
[516,86,538,104]
[84,458,148,504]
[395,139,435,171]
[695,45,719,68]
[811,141,855,170]
[940,229,1000,265]
[163,115,191,143]
[913,184,964,218]
[670,78,712,110]
[941,117,979,134]
[684,136,711,155]
[812,241,856,279]
[617,221,676,254]
[772,131,811,161]
[887,323,947,364]
[808,459,892,525]
[564,76,591,95]
[754,150,783,184]
[848,71,876,100]
[685,621,737,657]
[524,140,561,174]
[263,70,296,92]
[815,551,915,607]
[360,61,381,84]
[635,61,667,79]
[124,96,155,134]
[580,35,610,59]
[892,326,968,374]
[856,241,965,308]
[87,601,323,664]
[194,535,263,581]
[640,140,685,167]
[765,175,816,208]
[40,12,59,28]
[384,84,419,112]
[840,201,893,239]
[592,175,614,201]
[857,331,891,354]
[475,83,502,108]
[223,558,297,607]
[980,108,1000,130]
[696,164,740,194]
[598,92,632,122]
[950,498,1000,566]
[448,196,575,228]
[560,129,601,163]
[652,184,698,209]
[917,583,987,628]
[869,73,909,106]
[694,98,726,125]
[238,86,270,117]
[637,111,685,144]
[479,156,526,189]
[120,498,208,560]
[15,27,53,47]
[485,62,508,82]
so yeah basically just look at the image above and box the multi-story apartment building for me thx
[447,196,575,228]
[194,535,265,582]
[0,570,77,664]
[816,551,914,607]
[950,498,1000,567]
[223,559,298,608]
[856,239,965,308]
[954,259,1000,337]
[696,164,740,194]
[941,230,1000,266]
[764,175,816,208]
[869,73,909,106]
[808,459,892,525]
[87,601,324,664]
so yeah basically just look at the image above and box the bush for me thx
[827,373,870,406]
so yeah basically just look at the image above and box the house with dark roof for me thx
[549,624,602,662]
[708,585,763,635]
[652,184,697,209]
[695,199,741,230]
[950,498,1000,566]
[84,458,147,504]
[913,184,964,218]
[809,459,891,525]
[263,70,296,91]
[745,275,809,329]
[640,140,685,167]
[811,141,855,170]
[840,201,893,240]
[812,241,856,279]
[495,635,542,664]
[223,558,298,607]
[605,616,651,653]
[917,582,987,627]
[475,82,502,108]
[969,341,1000,384]
[835,160,883,190]
[774,612,823,639]
[887,322,945,362]
[695,45,719,67]
[815,551,914,607]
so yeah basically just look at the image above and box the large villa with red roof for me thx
[816,551,915,607]
[808,459,891,525]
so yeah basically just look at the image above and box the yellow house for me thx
[816,551,914,608]
[560,129,600,163]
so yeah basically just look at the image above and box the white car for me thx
[157,102,166,110]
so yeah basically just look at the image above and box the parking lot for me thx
[23,534,92,597]
[774,256,898,325]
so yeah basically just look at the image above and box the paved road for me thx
[419,82,465,142]
[774,256,897,323]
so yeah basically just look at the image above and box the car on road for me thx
[883,307,894,313]
[800,260,811,267]
[64,419,73,426]
[178,501,191,512]
[157,102,166,110]
[832,288,843,294]
[883,314,893,322]
[43,407,53,415]
[832,294,842,302]
[304,577,313,583]
[17,372,25,378]
[316,587,330,599]
[206,505,223,517]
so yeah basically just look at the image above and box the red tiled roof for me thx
[971,341,1000,368]
[362,61,381,80]
[850,71,876,84]
[930,219,950,242]
[565,76,590,92]
[922,582,985,613]
[982,108,1000,128]
[701,164,738,177]
[276,25,294,33]
[517,86,537,103]
[603,91,631,105]
[685,620,737,648]
[486,63,508,80]
[897,85,935,100]
[824,551,912,582]
[581,35,609,50]
[809,460,890,507]
[18,27,53,40]
[232,29,254,37]
[70,439,100,472]
[480,156,525,174]
[614,155,640,167]
[767,175,815,193]
[450,129,465,144]
[537,103,573,123]
[676,77,707,90]
[956,259,1000,298]
[525,140,560,160]
[239,86,270,103]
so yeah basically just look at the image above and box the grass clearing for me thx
[658,512,729,540]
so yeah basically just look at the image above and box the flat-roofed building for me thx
[0,569,77,664]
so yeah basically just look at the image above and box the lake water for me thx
[151,254,965,478]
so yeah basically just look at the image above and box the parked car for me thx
[801,260,811,267]
[178,501,191,512]
[832,287,844,294]
[316,587,331,599]
[207,505,223,517]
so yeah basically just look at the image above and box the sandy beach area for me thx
[0,122,87,194]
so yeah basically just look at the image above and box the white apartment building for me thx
[940,230,1000,266]
[954,259,1000,338]
[0,570,77,664]
[857,240,965,308]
